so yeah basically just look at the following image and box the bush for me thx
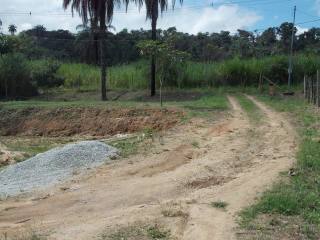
[30,60,64,89]
[0,53,37,99]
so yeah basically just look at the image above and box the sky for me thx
[0,0,320,35]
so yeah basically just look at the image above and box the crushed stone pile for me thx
[0,141,118,197]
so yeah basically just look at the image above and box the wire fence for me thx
[304,71,320,107]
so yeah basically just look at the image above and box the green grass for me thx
[236,94,262,123]
[191,141,200,148]
[211,201,229,210]
[1,137,71,163]
[101,225,170,240]
[108,136,147,158]
[0,99,150,110]
[240,94,320,237]
[171,93,229,119]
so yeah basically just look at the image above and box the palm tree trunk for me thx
[100,37,107,101]
[150,2,157,97]
[99,5,107,101]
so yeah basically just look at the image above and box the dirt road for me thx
[0,96,297,240]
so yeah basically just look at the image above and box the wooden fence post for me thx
[308,77,312,103]
[304,75,307,100]
[314,77,317,105]
[311,77,314,104]
[306,77,309,103]
[317,70,320,107]
[258,72,262,92]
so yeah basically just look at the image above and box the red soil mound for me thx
[0,107,183,137]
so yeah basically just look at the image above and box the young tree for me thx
[63,0,130,101]
[137,40,189,105]
[8,24,17,36]
[135,0,183,97]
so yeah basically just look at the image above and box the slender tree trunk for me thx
[100,36,107,101]
[93,33,99,64]
[99,4,107,101]
[150,2,157,97]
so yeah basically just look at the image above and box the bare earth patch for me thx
[0,96,297,240]
[0,108,183,137]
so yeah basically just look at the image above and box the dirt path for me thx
[0,142,23,166]
[0,96,297,240]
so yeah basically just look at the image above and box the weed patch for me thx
[101,225,170,240]
[211,201,228,210]
[236,95,262,123]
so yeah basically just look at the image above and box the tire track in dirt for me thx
[180,95,297,240]
[0,96,297,240]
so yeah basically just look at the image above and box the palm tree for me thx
[8,24,17,36]
[63,0,130,101]
[135,0,183,96]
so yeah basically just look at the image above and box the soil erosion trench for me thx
[0,96,297,240]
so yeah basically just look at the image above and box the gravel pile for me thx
[0,141,118,197]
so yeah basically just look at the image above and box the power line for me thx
[296,18,320,25]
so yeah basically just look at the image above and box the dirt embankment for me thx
[0,108,183,137]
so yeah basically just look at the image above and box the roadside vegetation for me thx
[100,225,170,240]
[240,95,320,239]
[236,94,262,123]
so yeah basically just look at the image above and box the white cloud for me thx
[0,0,262,34]
[296,26,309,35]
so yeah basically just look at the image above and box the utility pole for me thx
[288,5,296,88]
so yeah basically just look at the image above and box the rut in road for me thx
[0,96,297,240]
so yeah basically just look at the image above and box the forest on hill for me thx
[2,22,320,64]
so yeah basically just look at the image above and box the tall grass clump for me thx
[57,54,320,90]
[59,61,148,91]
[58,63,101,91]
[176,61,220,88]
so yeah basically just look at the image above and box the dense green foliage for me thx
[0,55,63,99]
[2,22,320,65]
[0,53,36,98]
[30,60,64,89]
